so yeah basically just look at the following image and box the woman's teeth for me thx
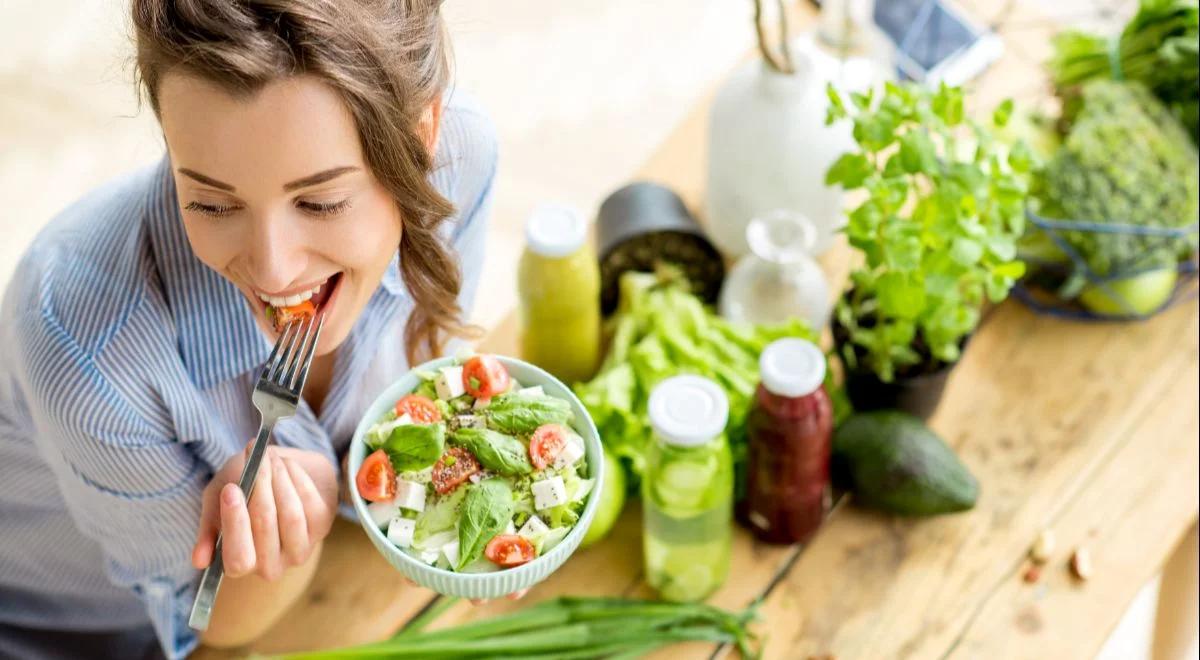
[257,281,324,308]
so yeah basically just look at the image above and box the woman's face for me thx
[158,74,430,356]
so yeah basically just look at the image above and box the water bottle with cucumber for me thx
[643,375,733,602]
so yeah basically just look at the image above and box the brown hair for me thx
[132,0,479,364]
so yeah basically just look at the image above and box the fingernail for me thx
[222,484,241,507]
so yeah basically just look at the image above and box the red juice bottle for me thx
[737,338,833,544]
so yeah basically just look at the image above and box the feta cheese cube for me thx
[435,366,466,400]
[367,500,399,529]
[387,516,416,548]
[518,385,545,398]
[504,519,516,535]
[518,515,550,539]
[473,397,491,410]
[441,539,460,568]
[532,476,568,511]
[394,479,427,512]
[419,549,440,564]
[553,433,586,469]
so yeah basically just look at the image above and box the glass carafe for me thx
[718,210,831,329]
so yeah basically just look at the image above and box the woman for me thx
[0,1,496,658]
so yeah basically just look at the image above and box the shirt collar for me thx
[145,156,272,389]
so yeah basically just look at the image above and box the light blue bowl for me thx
[348,355,604,600]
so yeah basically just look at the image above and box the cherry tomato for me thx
[356,449,396,502]
[462,355,511,399]
[394,394,442,424]
[529,423,569,470]
[431,446,481,495]
[271,299,316,333]
[484,534,538,567]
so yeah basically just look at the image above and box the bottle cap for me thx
[526,203,588,258]
[759,338,826,397]
[648,375,729,447]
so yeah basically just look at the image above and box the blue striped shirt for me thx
[0,92,496,659]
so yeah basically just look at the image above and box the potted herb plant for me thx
[825,82,1031,418]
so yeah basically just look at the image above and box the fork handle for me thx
[188,419,275,631]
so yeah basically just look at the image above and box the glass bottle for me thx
[718,209,831,330]
[737,338,834,545]
[643,375,733,602]
[517,203,601,384]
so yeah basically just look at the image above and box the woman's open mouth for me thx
[255,272,343,333]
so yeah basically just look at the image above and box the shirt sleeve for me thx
[14,310,205,660]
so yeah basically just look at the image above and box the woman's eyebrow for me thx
[178,168,236,191]
[283,166,360,191]
[175,166,360,193]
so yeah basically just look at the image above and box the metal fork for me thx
[188,313,326,631]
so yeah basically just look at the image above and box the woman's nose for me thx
[246,212,306,293]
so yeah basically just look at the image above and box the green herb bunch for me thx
[825,82,1030,382]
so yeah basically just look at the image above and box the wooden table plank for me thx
[945,355,1199,659]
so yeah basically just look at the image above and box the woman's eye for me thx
[184,201,240,217]
[297,199,352,217]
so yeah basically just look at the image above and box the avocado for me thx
[833,411,978,516]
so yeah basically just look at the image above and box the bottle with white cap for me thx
[643,375,733,603]
[737,338,833,544]
[517,203,601,384]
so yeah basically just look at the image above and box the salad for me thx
[355,354,593,573]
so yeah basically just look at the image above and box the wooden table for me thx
[195,4,1199,659]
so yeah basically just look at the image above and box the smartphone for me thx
[810,0,1003,85]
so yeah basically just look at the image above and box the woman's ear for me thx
[420,96,444,156]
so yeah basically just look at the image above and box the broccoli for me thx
[1037,80,1198,282]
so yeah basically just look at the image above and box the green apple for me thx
[1079,269,1178,316]
[580,451,626,548]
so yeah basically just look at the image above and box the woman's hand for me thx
[192,443,338,581]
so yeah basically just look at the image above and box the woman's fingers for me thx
[191,485,221,569]
[219,483,256,577]
[285,457,333,540]
[247,451,282,581]
[506,588,529,601]
[272,454,310,566]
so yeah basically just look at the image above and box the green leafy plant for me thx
[825,82,1030,382]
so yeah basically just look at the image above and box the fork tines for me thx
[262,314,325,392]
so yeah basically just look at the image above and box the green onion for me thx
[278,596,761,659]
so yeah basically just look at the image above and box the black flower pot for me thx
[831,318,963,421]
[841,362,954,420]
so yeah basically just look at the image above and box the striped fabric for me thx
[0,91,496,659]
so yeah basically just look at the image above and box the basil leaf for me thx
[383,423,445,472]
[452,428,533,475]
[485,395,573,435]
[456,480,513,570]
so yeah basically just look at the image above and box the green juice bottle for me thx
[517,203,601,384]
[643,375,733,602]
